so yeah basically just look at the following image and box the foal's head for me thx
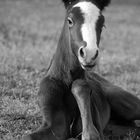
[62,0,110,70]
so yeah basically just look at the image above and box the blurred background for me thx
[0,0,140,139]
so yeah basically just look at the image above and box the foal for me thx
[22,0,140,140]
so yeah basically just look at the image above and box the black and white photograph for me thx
[0,0,140,140]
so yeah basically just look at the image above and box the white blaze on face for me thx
[74,2,100,64]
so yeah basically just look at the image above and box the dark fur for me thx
[62,0,111,10]
[22,1,140,140]
[62,0,78,8]
[94,0,111,10]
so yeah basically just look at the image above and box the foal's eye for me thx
[67,17,74,27]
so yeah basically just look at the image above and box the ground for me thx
[0,0,140,140]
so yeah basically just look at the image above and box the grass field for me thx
[0,0,140,139]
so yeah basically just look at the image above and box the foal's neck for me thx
[47,24,84,86]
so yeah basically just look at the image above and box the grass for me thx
[0,0,140,139]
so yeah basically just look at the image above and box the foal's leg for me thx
[71,79,100,140]
[91,73,140,121]
[22,77,70,140]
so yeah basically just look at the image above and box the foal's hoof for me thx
[21,135,32,140]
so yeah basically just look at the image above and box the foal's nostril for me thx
[79,47,86,58]
[79,48,84,58]
[92,50,99,60]
[78,41,87,58]
[95,50,99,58]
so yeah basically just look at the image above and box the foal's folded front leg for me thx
[22,77,70,140]
[71,79,100,140]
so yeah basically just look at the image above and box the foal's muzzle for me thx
[78,45,99,69]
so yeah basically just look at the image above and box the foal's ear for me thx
[93,0,111,10]
[62,0,111,10]
[62,0,76,8]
